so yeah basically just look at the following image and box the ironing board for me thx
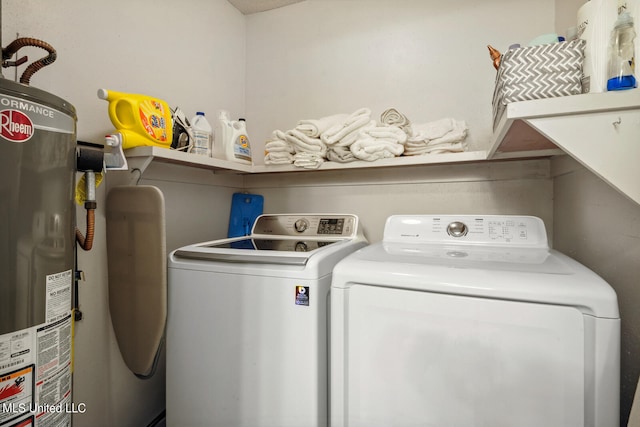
[106,185,166,377]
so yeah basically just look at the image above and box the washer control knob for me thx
[447,221,468,238]
[294,219,309,233]
[295,242,308,252]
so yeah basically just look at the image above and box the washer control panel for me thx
[253,214,358,238]
[446,221,468,237]
[294,219,309,233]
[384,215,548,247]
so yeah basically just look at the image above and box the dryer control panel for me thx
[383,215,548,248]
[252,214,360,238]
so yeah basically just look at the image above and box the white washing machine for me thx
[167,214,367,427]
[330,215,620,427]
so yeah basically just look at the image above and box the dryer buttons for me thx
[447,221,468,238]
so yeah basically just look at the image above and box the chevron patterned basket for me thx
[492,39,585,129]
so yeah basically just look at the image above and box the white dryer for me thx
[167,214,367,427]
[330,215,620,427]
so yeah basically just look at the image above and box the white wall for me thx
[553,156,640,427]
[245,159,553,243]
[555,0,585,36]
[2,1,245,426]
[245,0,556,162]
[2,0,246,142]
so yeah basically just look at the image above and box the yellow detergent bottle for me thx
[98,88,173,149]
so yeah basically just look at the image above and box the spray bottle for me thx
[98,89,173,149]
[607,12,638,90]
[213,110,252,164]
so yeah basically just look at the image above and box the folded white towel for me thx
[326,146,358,163]
[264,151,294,164]
[265,139,294,154]
[408,118,457,142]
[429,120,468,145]
[405,138,466,149]
[285,129,327,156]
[380,108,412,134]
[403,141,468,156]
[350,139,405,161]
[403,120,469,156]
[264,130,294,165]
[264,130,294,152]
[296,114,349,137]
[336,119,376,147]
[321,108,372,146]
[272,129,287,140]
[363,125,408,144]
[293,152,325,169]
[350,125,405,161]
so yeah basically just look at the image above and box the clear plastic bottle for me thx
[190,111,212,156]
[607,12,638,90]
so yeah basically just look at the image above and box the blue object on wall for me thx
[227,193,264,237]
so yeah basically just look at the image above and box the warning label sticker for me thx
[295,286,310,306]
[0,365,35,425]
[45,271,72,325]
[0,267,74,427]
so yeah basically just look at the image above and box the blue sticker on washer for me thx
[295,286,310,306]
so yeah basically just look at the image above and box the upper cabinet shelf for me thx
[489,90,640,205]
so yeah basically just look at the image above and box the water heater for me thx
[0,77,77,426]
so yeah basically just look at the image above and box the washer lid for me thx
[332,242,619,319]
[172,213,364,266]
[173,236,342,265]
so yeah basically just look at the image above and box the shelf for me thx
[251,150,487,173]
[124,145,489,176]
[123,90,640,206]
[489,90,640,205]
[124,146,254,174]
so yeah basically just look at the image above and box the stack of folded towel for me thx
[263,107,469,168]
[350,125,407,161]
[287,113,356,168]
[284,129,326,168]
[264,130,295,165]
[403,118,468,155]
[321,108,374,147]
[296,113,349,138]
[321,108,377,163]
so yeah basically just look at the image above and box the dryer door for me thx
[331,284,585,427]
